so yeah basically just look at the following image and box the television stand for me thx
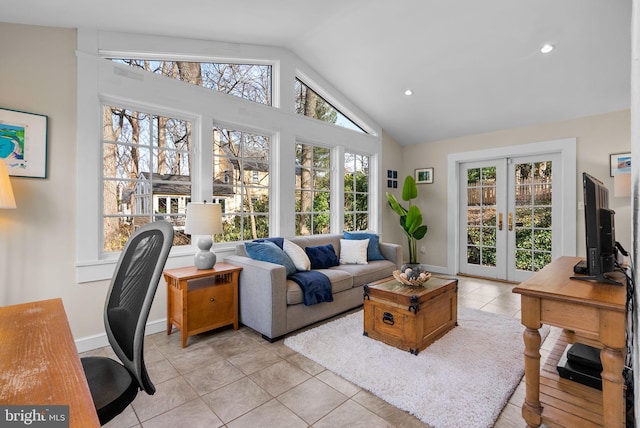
[513,256,627,427]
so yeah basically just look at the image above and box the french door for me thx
[459,154,561,282]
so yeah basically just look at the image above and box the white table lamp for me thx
[0,161,16,209]
[185,202,223,269]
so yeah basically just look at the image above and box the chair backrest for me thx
[104,220,174,394]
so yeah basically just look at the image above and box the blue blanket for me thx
[288,270,333,306]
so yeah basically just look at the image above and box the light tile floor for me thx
[80,276,559,428]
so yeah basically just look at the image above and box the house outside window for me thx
[295,143,331,235]
[213,126,270,241]
[102,105,192,252]
[344,152,370,231]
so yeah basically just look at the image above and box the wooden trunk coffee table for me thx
[363,275,458,355]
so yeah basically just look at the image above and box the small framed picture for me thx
[0,107,48,178]
[610,152,631,176]
[387,170,393,178]
[415,167,434,184]
[387,179,393,188]
[393,170,397,179]
[393,180,398,188]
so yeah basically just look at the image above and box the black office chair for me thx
[81,220,174,425]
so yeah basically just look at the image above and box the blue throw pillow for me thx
[305,244,340,269]
[252,237,284,249]
[245,241,296,276]
[343,231,385,261]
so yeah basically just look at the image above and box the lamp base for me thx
[194,236,216,270]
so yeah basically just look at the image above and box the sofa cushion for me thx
[244,241,297,276]
[329,259,397,287]
[283,239,311,271]
[339,238,369,265]
[252,237,284,249]
[343,231,386,261]
[305,244,340,269]
[286,268,353,305]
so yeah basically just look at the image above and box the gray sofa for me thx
[225,234,402,341]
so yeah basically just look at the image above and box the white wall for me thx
[380,129,406,248]
[0,24,111,342]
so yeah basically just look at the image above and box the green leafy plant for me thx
[386,176,428,264]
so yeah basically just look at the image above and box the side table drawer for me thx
[187,282,234,332]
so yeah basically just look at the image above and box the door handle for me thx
[498,213,503,231]
[508,212,513,231]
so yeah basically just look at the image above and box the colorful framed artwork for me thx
[609,152,631,177]
[415,167,433,184]
[0,108,48,178]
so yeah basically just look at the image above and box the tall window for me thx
[213,126,270,241]
[112,59,272,105]
[344,152,370,231]
[102,105,192,252]
[295,78,364,133]
[295,143,331,235]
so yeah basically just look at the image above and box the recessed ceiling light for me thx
[540,44,554,54]
[404,89,413,96]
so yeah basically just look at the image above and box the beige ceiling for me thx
[1,0,632,145]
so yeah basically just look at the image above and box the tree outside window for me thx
[344,152,369,231]
[295,143,331,235]
[295,78,364,133]
[102,106,192,252]
[112,59,271,105]
[213,127,270,242]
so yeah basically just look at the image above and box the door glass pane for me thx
[513,160,553,272]
[466,166,497,266]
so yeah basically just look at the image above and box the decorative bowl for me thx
[392,269,431,287]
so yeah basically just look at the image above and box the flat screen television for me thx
[571,172,621,285]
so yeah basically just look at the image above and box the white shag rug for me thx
[284,307,549,428]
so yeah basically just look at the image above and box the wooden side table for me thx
[164,262,242,348]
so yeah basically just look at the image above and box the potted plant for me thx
[386,175,428,265]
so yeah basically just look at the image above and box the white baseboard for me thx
[75,317,168,353]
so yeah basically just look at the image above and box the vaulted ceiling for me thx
[2,0,632,145]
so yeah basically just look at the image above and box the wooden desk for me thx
[0,298,100,427]
[513,256,626,427]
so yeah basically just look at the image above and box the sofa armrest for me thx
[379,242,403,269]
[224,254,288,339]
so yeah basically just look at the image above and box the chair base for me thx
[81,356,140,425]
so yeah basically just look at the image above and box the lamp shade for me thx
[184,202,222,235]
[614,173,631,197]
[0,161,16,209]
